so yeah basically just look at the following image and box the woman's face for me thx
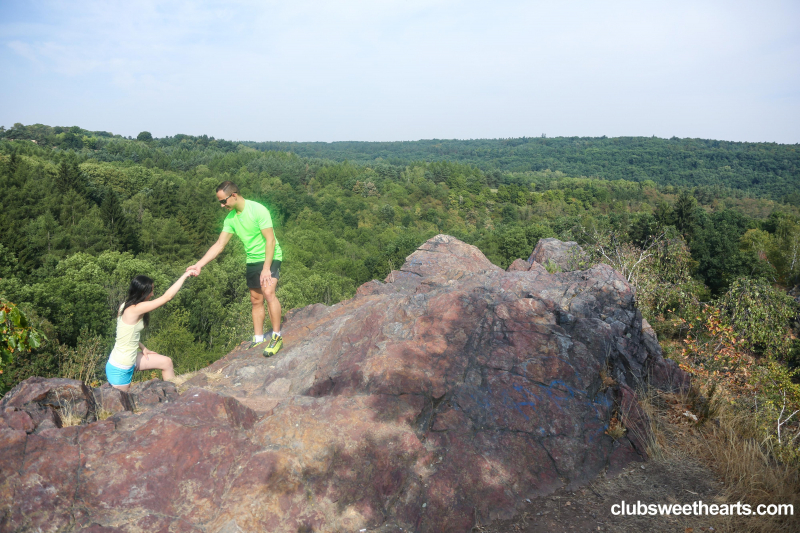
[146,290,154,300]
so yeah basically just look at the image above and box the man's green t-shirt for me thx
[222,200,283,263]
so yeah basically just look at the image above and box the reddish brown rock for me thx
[92,383,134,414]
[0,377,182,438]
[527,237,586,271]
[0,377,95,430]
[506,258,548,273]
[617,383,651,457]
[649,357,691,393]
[0,235,686,532]
[128,379,180,409]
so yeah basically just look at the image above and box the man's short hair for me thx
[216,181,239,195]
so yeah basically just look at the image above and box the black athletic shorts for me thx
[245,260,281,289]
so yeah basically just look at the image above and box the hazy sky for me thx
[2,1,799,143]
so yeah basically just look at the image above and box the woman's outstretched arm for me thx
[127,270,196,316]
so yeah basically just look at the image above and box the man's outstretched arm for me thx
[188,232,234,275]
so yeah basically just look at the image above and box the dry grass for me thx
[173,367,230,393]
[171,370,199,388]
[59,409,82,427]
[95,406,114,421]
[636,385,800,533]
[700,407,800,533]
[92,389,115,421]
[54,390,84,427]
[606,414,627,441]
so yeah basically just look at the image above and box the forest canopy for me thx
[1,123,798,397]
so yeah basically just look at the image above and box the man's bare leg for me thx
[262,278,282,334]
[250,288,266,336]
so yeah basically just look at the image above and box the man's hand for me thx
[187,264,202,276]
[260,269,274,288]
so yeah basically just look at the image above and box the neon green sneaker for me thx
[247,335,267,349]
[263,333,283,357]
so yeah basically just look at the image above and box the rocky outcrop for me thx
[0,377,180,435]
[0,235,688,532]
[527,237,586,272]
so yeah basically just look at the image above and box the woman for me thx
[106,271,195,391]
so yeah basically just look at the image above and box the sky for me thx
[1,0,799,143]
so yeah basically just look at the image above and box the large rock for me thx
[0,377,181,438]
[0,235,687,532]
[527,237,586,271]
[1,377,97,431]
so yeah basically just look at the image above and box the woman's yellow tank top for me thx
[108,315,144,368]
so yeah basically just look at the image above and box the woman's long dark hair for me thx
[121,275,153,327]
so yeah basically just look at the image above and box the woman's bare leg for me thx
[136,350,175,381]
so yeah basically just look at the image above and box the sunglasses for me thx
[219,192,234,205]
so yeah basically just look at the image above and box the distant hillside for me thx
[2,123,798,201]
[242,137,800,202]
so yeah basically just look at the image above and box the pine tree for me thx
[100,189,136,251]
[674,190,698,240]
[56,159,84,195]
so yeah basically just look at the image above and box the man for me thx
[188,181,284,356]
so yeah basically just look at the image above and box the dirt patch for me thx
[480,458,725,532]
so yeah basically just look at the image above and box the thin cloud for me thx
[1,0,799,142]
[7,40,37,62]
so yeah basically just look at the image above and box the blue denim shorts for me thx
[106,360,135,386]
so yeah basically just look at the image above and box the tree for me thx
[500,204,518,224]
[673,190,698,240]
[152,218,192,262]
[137,131,153,142]
[586,228,698,320]
[692,210,768,294]
[654,201,674,228]
[23,211,61,259]
[57,160,73,192]
[0,244,18,279]
[499,227,530,267]
[379,204,395,223]
[100,189,136,251]
[1,298,46,374]
[716,278,797,358]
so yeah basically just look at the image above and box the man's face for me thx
[217,190,235,211]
